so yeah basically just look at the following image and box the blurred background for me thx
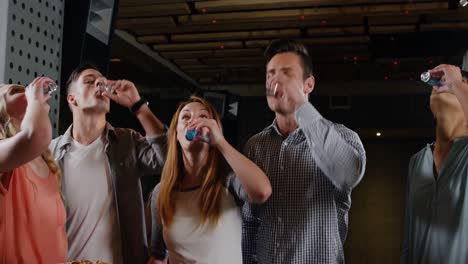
[1,0,467,263]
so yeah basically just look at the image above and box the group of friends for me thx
[0,38,467,264]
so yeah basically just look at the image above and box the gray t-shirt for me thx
[63,137,123,264]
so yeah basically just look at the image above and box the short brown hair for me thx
[65,63,100,94]
[462,70,468,81]
[264,38,313,80]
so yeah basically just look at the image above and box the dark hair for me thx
[462,70,468,80]
[264,38,313,80]
[65,63,100,93]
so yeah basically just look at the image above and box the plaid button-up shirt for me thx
[242,103,366,264]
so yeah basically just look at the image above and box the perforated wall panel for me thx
[2,0,64,137]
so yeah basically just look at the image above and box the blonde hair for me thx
[0,85,62,195]
[156,96,225,228]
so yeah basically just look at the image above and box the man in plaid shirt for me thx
[242,39,366,264]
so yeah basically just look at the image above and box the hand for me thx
[429,64,464,94]
[25,77,53,111]
[267,76,308,110]
[103,79,141,108]
[187,118,225,146]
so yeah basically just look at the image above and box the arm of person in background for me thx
[147,185,168,264]
[430,64,468,121]
[104,79,168,174]
[0,77,53,176]
[189,118,272,204]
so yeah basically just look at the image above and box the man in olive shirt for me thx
[50,64,167,264]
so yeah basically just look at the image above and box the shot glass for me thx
[185,129,209,143]
[420,71,443,87]
[97,83,116,94]
[266,82,278,97]
[44,82,58,95]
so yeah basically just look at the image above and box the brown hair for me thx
[156,96,225,228]
[264,38,314,80]
[65,63,100,94]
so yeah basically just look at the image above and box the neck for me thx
[72,111,106,145]
[435,114,468,146]
[275,113,299,137]
[181,148,208,188]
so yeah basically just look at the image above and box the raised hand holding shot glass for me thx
[25,76,57,101]
[25,79,58,96]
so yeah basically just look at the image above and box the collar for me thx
[267,119,302,138]
[57,122,116,150]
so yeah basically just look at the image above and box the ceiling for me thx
[113,0,468,93]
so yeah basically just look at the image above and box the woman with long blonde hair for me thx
[0,77,67,263]
[148,96,271,264]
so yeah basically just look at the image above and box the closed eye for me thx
[84,79,95,84]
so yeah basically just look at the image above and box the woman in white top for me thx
[148,96,272,264]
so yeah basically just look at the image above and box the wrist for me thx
[216,137,229,151]
[451,80,467,95]
[129,97,149,114]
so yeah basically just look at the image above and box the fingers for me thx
[26,77,54,101]
[187,118,219,132]
[430,64,453,72]
[430,64,460,77]
[267,77,278,91]
[101,90,118,101]
[110,79,133,92]
[37,77,54,90]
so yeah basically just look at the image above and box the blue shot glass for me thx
[421,71,443,87]
[185,129,209,143]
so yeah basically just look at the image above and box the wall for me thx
[0,0,64,137]
[345,140,426,264]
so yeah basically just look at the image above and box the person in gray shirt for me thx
[402,65,468,264]
[242,38,366,264]
[49,63,167,264]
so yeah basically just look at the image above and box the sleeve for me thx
[133,128,168,175]
[295,102,366,191]
[149,184,168,259]
[242,204,261,264]
[226,171,248,206]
